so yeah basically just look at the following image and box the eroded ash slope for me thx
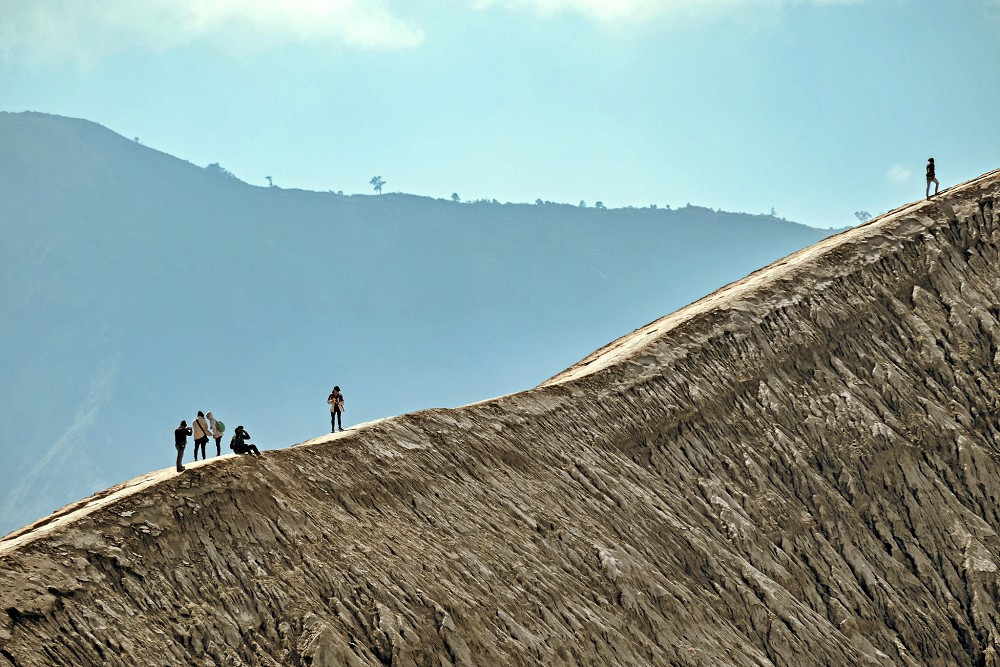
[3,172,1000,666]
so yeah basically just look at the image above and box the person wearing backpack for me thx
[230,425,261,456]
[174,420,192,473]
[192,411,211,461]
[327,386,345,432]
[207,411,225,456]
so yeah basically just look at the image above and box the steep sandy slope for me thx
[3,172,1000,666]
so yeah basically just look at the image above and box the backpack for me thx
[216,420,225,433]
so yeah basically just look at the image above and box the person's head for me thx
[206,411,213,419]
[334,386,340,392]
[180,420,187,427]
[197,410,205,417]
[929,158,934,163]
[237,425,244,432]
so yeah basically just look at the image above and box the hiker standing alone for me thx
[192,411,211,461]
[328,386,345,432]
[174,420,192,473]
[926,158,939,199]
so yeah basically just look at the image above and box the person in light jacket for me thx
[207,411,224,456]
[192,411,211,461]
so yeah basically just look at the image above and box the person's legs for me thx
[248,444,261,456]
[335,410,342,431]
[176,444,185,472]
[933,177,939,195]
[215,436,222,456]
[926,179,931,198]
[331,411,336,432]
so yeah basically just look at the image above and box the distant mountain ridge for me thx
[0,111,838,535]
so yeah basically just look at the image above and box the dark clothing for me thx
[214,436,222,457]
[231,428,250,449]
[174,426,192,447]
[174,425,191,472]
[328,391,344,431]
[926,161,939,198]
[230,428,261,456]
[192,416,210,460]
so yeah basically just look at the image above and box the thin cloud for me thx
[886,164,912,185]
[0,0,424,66]
[474,0,865,25]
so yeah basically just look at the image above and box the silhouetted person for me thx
[926,158,939,199]
[230,425,261,456]
[174,420,192,472]
[327,386,345,432]
[207,411,224,456]
[192,410,210,461]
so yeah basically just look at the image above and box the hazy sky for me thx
[2,0,998,227]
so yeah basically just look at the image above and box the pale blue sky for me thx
[2,0,998,227]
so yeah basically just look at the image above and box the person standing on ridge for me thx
[192,410,211,461]
[174,420,192,473]
[207,411,224,457]
[926,158,939,199]
[327,386,345,432]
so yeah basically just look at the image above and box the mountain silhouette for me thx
[0,111,838,535]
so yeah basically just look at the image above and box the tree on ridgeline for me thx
[854,211,871,224]
[206,163,236,179]
[370,176,386,194]
[451,193,460,202]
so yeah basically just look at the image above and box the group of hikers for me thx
[163,160,943,474]
[170,386,346,473]
[163,157,943,475]
[173,410,259,473]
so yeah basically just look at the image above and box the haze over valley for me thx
[0,111,839,534]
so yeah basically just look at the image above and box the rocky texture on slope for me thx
[4,171,1000,666]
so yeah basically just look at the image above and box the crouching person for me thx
[230,425,261,457]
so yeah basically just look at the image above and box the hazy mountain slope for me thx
[1,170,999,665]
[0,111,837,535]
